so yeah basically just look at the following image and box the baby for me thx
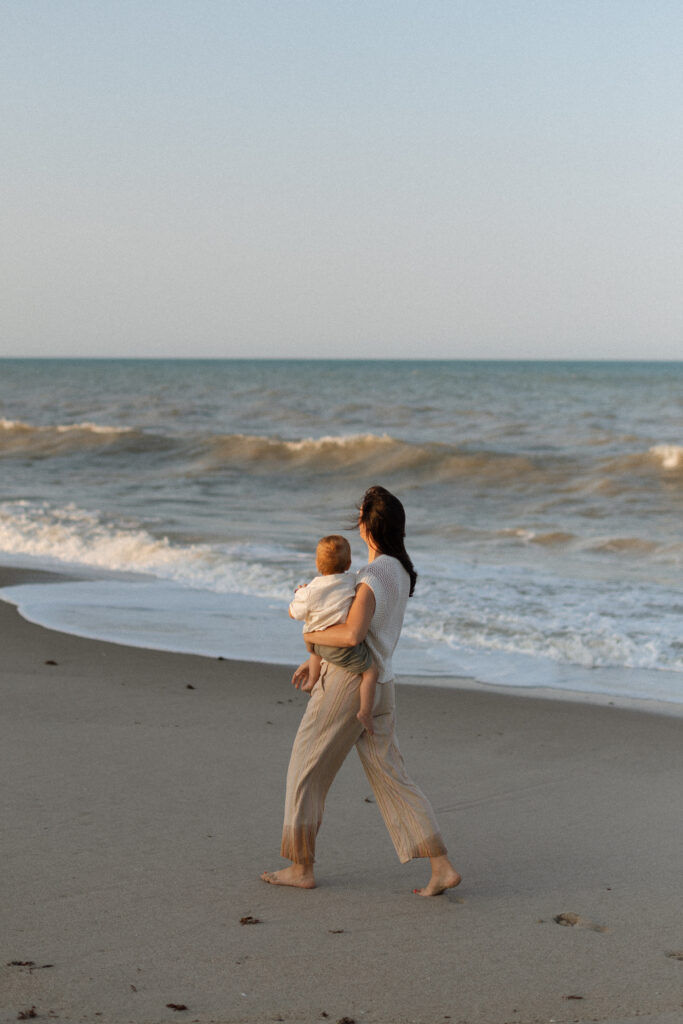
[289,534,378,735]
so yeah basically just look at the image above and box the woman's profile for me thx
[260,485,461,896]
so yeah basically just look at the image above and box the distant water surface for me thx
[1,358,682,704]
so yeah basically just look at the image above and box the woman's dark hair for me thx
[357,485,418,596]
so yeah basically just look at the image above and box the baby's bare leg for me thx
[356,664,379,735]
[301,652,322,693]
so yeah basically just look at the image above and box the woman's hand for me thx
[291,660,310,689]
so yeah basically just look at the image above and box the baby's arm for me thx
[289,584,321,692]
[289,584,309,620]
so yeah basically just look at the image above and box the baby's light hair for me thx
[316,535,352,576]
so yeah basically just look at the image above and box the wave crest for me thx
[0,417,543,483]
[198,431,540,485]
[598,445,683,479]
[4,417,681,495]
[202,431,395,468]
[0,417,139,457]
[650,444,683,470]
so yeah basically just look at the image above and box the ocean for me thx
[1,358,682,705]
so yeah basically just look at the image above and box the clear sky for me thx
[2,0,682,359]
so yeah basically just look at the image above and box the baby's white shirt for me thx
[289,573,357,633]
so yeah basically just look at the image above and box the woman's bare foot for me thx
[413,855,462,897]
[260,864,316,889]
[356,709,374,735]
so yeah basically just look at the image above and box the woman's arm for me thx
[303,583,375,648]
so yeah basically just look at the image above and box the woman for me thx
[260,485,461,896]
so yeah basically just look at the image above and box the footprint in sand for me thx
[553,912,608,933]
[665,950,683,961]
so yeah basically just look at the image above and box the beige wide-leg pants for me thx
[281,660,447,865]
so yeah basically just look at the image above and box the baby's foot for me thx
[357,709,374,735]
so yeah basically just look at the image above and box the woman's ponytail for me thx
[357,485,417,596]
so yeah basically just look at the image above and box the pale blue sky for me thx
[2,0,682,359]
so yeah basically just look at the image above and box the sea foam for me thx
[0,501,298,599]
[650,444,683,470]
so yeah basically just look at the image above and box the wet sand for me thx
[1,567,682,1024]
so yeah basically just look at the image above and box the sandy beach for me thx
[1,567,682,1024]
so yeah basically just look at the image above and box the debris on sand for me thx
[553,912,607,933]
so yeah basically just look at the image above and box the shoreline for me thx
[2,563,682,720]
[2,565,682,1023]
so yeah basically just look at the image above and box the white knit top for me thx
[356,555,410,683]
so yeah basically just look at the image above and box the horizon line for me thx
[2,355,682,364]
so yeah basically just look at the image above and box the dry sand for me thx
[1,566,681,1024]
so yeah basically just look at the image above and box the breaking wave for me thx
[650,444,683,470]
[0,418,545,485]
[195,432,546,488]
[3,417,682,494]
[0,500,295,599]
[0,417,162,458]
[599,445,683,478]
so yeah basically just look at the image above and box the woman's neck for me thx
[360,523,381,563]
[366,543,381,563]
